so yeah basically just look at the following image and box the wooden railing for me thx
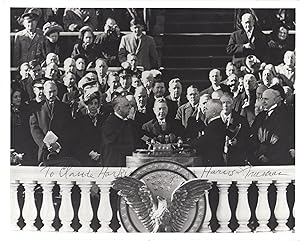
[10,165,295,233]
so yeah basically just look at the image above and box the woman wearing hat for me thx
[74,92,108,166]
[36,21,64,64]
[11,85,37,165]
[71,26,100,67]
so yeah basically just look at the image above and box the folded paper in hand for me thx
[43,131,58,147]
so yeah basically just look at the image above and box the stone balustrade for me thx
[10,165,295,233]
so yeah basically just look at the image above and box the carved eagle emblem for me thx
[112,176,211,232]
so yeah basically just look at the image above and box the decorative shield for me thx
[118,161,207,232]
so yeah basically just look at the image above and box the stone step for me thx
[162,44,228,56]
[161,56,231,68]
[165,12,234,22]
[162,67,226,81]
[160,34,231,45]
[164,22,234,33]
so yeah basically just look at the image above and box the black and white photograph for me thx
[6,1,298,241]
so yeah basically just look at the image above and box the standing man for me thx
[29,81,74,164]
[250,89,292,165]
[220,93,251,166]
[94,17,123,67]
[14,8,46,67]
[166,78,185,107]
[146,79,178,120]
[200,69,230,96]
[187,99,226,166]
[175,85,200,128]
[227,13,268,66]
[119,19,160,70]
[101,96,136,167]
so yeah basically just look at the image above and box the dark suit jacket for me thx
[165,95,187,108]
[233,90,256,126]
[94,32,123,66]
[226,28,268,66]
[119,33,159,70]
[250,104,292,165]
[188,117,226,166]
[101,114,136,167]
[199,84,231,96]
[29,99,73,163]
[175,102,198,128]
[75,112,107,166]
[224,111,251,166]
[186,116,206,140]
[142,118,184,139]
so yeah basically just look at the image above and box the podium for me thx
[126,150,202,167]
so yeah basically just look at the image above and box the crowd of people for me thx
[11,9,295,168]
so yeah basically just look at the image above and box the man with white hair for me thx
[227,12,268,66]
[188,99,226,166]
[166,78,184,107]
[29,80,74,164]
[200,69,230,96]
[250,88,293,165]
[275,50,295,88]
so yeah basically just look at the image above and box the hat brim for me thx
[21,12,39,20]
[44,26,64,36]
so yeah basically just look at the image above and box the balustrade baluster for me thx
[58,182,75,232]
[97,182,113,232]
[235,181,251,232]
[40,181,56,232]
[200,189,212,232]
[22,181,38,231]
[255,181,271,232]
[11,181,21,230]
[117,212,126,233]
[274,181,290,232]
[78,183,93,232]
[216,182,231,233]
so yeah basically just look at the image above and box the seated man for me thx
[187,99,226,166]
[142,98,184,140]
[175,85,200,128]
[275,50,295,89]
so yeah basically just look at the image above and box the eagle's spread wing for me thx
[112,176,156,232]
[168,179,211,232]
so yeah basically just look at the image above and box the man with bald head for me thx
[29,80,74,164]
[101,95,136,167]
[200,69,230,96]
[227,12,268,66]
[250,89,293,165]
[188,99,226,166]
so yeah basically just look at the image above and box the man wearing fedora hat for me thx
[14,8,46,67]
[119,19,160,70]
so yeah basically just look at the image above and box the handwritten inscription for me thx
[199,166,287,179]
[40,166,128,180]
